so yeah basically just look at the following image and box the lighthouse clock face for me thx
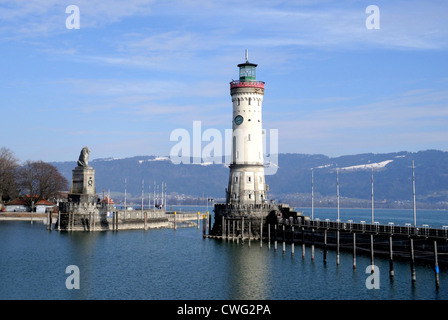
[234,115,244,125]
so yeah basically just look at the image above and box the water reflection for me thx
[1,221,446,300]
[219,241,271,299]
[61,232,102,299]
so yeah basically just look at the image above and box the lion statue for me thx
[77,146,90,167]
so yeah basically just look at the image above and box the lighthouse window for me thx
[234,176,238,183]
[248,193,252,199]
[248,98,251,105]
[233,193,237,199]
[248,134,251,141]
[237,98,240,106]
[248,176,252,182]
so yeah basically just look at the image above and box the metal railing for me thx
[285,218,448,240]
[230,80,265,89]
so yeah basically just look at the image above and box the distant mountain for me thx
[52,156,229,200]
[51,150,448,207]
[268,150,448,207]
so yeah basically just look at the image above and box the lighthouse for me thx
[211,51,277,237]
[227,50,267,205]
[210,52,300,239]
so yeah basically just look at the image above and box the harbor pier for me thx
[205,213,447,287]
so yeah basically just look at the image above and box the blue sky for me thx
[0,0,447,162]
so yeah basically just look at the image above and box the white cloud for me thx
[269,88,448,155]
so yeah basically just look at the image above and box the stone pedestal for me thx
[68,166,97,204]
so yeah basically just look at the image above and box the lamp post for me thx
[207,197,214,214]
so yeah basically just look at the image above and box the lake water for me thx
[0,208,447,300]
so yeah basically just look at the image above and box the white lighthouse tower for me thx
[227,50,267,205]
[211,52,298,238]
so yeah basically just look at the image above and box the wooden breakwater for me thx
[204,215,448,288]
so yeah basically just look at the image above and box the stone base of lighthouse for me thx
[210,203,300,238]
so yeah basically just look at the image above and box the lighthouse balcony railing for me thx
[230,80,265,89]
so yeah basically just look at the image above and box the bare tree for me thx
[0,147,19,202]
[18,161,68,204]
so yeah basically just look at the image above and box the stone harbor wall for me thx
[56,205,197,231]
[211,203,302,237]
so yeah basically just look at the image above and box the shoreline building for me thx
[211,52,297,237]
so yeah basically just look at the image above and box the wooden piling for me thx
[274,224,278,252]
[248,220,251,246]
[336,230,340,266]
[301,227,305,259]
[236,220,239,244]
[174,211,177,231]
[268,223,271,249]
[323,229,327,263]
[144,211,148,231]
[311,228,315,261]
[202,214,206,238]
[370,234,375,273]
[389,235,394,277]
[282,224,286,253]
[89,212,92,232]
[434,240,440,289]
[353,232,356,269]
[409,238,416,282]
[46,210,51,231]
[208,214,212,235]
[291,226,294,255]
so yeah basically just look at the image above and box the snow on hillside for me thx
[340,160,394,171]
[138,156,170,164]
